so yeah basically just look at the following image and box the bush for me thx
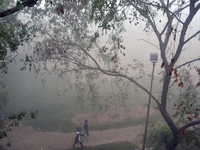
[146,124,173,150]
[146,123,200,150]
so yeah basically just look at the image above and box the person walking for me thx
[73,126,84,148]
[83,120,89,136]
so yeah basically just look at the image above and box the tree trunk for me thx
[158,73,179,150]
[160,107,179,150]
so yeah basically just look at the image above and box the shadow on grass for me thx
[67,141,138,150]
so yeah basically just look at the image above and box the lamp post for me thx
[142,53,158,150]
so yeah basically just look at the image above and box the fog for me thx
[1,1,200,149]
[1,4,200,128]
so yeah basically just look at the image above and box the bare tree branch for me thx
[172,3,200,68]
[137,39,160,49]
[184,30,200,45]
[174,58,200,70]
[75,47,162,107]
[179,120,200,132]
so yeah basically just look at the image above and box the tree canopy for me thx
[0,0,40,73]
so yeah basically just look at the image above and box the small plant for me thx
[146,124,173,150]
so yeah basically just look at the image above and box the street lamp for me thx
[142,53,158,150]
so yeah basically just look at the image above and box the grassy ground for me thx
[2,84,163,133]
[89,112,161,131]
[2,76,163,132]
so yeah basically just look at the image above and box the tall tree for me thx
[91,0,200,149]
[27,0,200,149]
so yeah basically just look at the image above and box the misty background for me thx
[1,0,200,134]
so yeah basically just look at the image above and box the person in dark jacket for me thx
[73,126,84,148]
[83,120,89,136]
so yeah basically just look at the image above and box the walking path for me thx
[1,124,146,150]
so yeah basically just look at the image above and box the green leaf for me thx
[16,2,24,10]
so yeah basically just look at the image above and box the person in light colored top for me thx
[72,126,84,148]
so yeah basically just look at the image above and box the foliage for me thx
[2,0,199,149]
[0,0,40,73]
[172,69,200,124]
[146,123,200,150]
[0,80,9,109]
[24,0,143,115]
[88,0,200,149]
[0,0,39,17]
[0,21,31,59]
[178,129,200,150]
[0,110,38,147]
[146,124,173,150]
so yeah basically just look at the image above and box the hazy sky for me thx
[38,0,200,78]
[3,0,200,90]
[115,9,200,78]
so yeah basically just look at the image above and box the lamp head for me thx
[150,53,158,63]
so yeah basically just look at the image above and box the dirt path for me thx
[1,124,147,150]
[1,106,157,150]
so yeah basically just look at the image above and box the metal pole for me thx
[142,62,156,150]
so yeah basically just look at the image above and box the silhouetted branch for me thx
[174,58,200,70]
[0,0,38,18]
[179,120,200,132]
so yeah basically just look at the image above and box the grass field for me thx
[3,67,186,150]
[1,62,167,150]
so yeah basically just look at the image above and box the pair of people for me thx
[72,120,89,148]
